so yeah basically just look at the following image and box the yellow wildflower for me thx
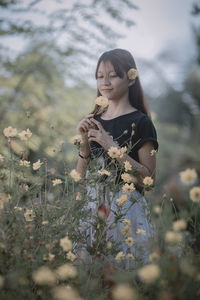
[124,160,132,172]
[42,221,49,225]
[165,231,182,244]
[3,126,18,137]
[112,283,136,300]
[107,146,121,158]
[98,169,111,176]
[18,128,32,140]
[150,149,157,156]
[125,237,134,246]
[138,264,160,283]
[115,251,125,262]
[66,251,76,262]
[179,168,197,184]
[126,253,134,260]
[70,169,81,182]
[52,179,62,186]
[60,236,72,252]
[121,173,133,183]
[32,266,56,286]
[121,224,132,237]
[127,68,138,80]
[24,209,35,222]
[136,229,146,235]
[70,135,82,144]
[189,186,200,203]
[52,286,81,300]
[116,194,128,206]
[33,159,43,170]
[143,176,154,186]
[119,146,127,158]
[95,96,109,108]
[48,253,55,261]
[20,160,30,167]
[123,219,131,225]
[172,219,187,232]
[56,263,77,279]
[122,183,135,194]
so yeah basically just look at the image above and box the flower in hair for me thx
[95,96,108,108]
[127,68,138,80]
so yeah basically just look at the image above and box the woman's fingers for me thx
[90,118,103,132]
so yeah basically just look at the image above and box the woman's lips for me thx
[102,89,112,92]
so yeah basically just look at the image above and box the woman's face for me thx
[97,60,130,101]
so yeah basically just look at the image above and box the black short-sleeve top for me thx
[90,110,158,162]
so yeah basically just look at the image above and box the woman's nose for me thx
[104,76,110,85]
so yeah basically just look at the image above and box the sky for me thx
[1,0,198,91]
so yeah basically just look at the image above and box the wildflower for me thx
[76,192,82,200]
[116,194,128,206]
[70,169,81,182]
[124,160,132,172]
[0,154,4,162]
[108,146,121,158]
[138,264,160,283]
[115,251,125,262]
[165,231,182,244]
[172,219,187,232]
[189,186,200,203]
[149,252,160,263]
[98,204,110,219]
[119,146,127,158]
[153,205,161,214]
[18,128,32,140]
[52,179,62,186]
[143,176,154,186]
[126,253,134,260]
[121,224,132,237]
[98,169,111,176]
[121,173,133,183]
[3,126,18,137]
[42,221,49,225]
[20,160,30,167]
[24,209,35,222]
[33,159,43,170]
[95,96,109,108]
[48,253,55,261]
[123,219,131,225]
[20,183,29,191]
[150,149,157,156]
[32,266,56,286]
[127,68,138,80]
[56,263,77,279]
[112,283,136,300]
[14,206,23,211]
[52,286,81,300]
[122,183,135,194]
[66,251,76,262]
[179,168,198,184]
[70,135,82,144]
[136,229,146,235]
[125,237,134,246]
[60,236,72,252]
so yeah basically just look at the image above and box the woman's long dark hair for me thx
[91,48,151,118]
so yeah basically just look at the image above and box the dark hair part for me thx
[91,48,151,118]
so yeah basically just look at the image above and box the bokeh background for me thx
[1,0,200,199]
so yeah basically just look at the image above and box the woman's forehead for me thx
[97,60,115,73]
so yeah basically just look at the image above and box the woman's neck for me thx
[102,98,136,118]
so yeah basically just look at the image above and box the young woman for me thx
[76,48,158,268]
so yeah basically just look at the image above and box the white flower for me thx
[115,251,125,262]
[33,159,43,170]
[3,126,18,137]
[52,179,62,186]
[127,68,138,80]
[143,176,154,186]
[179,168,198,184]
[60,236,72,252]
[95,96,109,108]
[18,128,32,140]
[56,264,77,279]
[165,231,182,244]
[121,173,134,183]
[189,186,200,203]
[153,205,161,214]
[124,160,132,172]
[107,146,121,158]
[32,266,56,286]
[112,283,136,300]
[66,251,76,262]
[52,285,82,300]
[138,264,160,283]
[172,219,187,232]
[122,183,135,194]
[70,169,81,182]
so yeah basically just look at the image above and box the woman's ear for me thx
[128,80,135,87]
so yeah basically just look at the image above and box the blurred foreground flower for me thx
[136,229,146,235]
[189,186,200,203]
[24,209,35,222]
[138,263,160,283]
[112,283,137,300]
[0,154,4,162]
[33,159,43,170]
[52,285,82,300]
[66,251,76,262]
[172,219,187,232]
[70,169,81,182]
[165,231,182,244]
[179,168,198,184]
[0,193,11,209]
[60,236,72,252]
[70,135,82,144]
[3,126,18,137]
[18,128,32,140]
[52,179,62,186]
[56,264,77,279]
[32,266,56,286]
[143,176,154,186]
[95,96,108,108]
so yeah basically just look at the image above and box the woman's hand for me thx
[77,114,95,155]
[88,118,117,151]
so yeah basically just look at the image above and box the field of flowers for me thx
[0,122,200,300]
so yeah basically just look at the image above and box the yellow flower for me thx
[42,221,49,225]
[127,68,138,80]
[14,206,23,211]
[122,183,135,194]
[52,286,81,300]
[32,266,56,286]
[136,229,146,235]
[123,219,131,225]
[121,224,132,237]
[119,146,127,158]
[70,135,82,144]
[179,168,198,184]
[143,176,154,186]
[124,160,132,172]
[66,251,76,262]
[112,283,136,300]
[3,126,18,137]
[70,169,81,182]
[20,160,30,167]
[165,231,182,244]
[172,219,187,232]
[189,186,200,203]
[107,146,121,158]
[95,96,109,108]
[138,264,160,283]
[60,236,72,252]
[115,251,125,262]
[24,209,35,222]
[126,253,134,260]
[116,194,128,206]
[76,192,82,201]
[33,159,43,170]
[125,237,134,246]
[0,154,4,162]
[19,183,29,191]
[52,179,62,186]
[56,263,77,279]
[48,253,55,261]
[98,169,111,176]
[121,173,134,183]
[150,149,157,156]
[18,128,32,140]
